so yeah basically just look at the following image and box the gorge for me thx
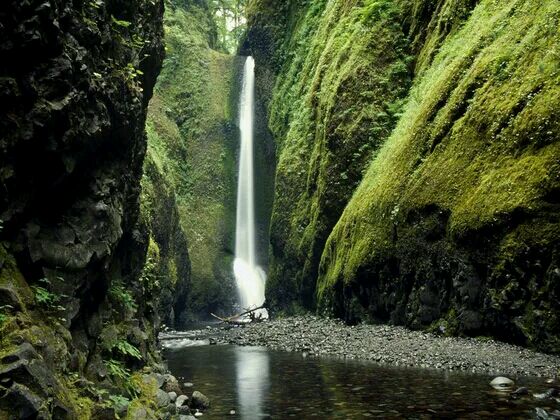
[0,0,559,418]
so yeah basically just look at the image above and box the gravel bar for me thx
[213,315,560,378]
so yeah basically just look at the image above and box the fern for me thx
[111,15,132,28]
[105,359,130,381]
[108,284,137,311]
[114,340,142,360]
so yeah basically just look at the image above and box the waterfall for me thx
[234,56,267,315]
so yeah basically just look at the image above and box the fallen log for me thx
[210,303,267,324]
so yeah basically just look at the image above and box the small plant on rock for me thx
[31,278,65,312]
[114,339,142,360]
[0,304,13,327]
[109,284,138,312]
[105,359,139,397]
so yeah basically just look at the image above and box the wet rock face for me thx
[0,0,166,416]
[0,0,163,325]
[248,0,560,353]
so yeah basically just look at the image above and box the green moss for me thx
[0,244,34,309]
[315,0,560,351]
[252,0,413,310]
[141,0,240,320]
[125,373,159,419]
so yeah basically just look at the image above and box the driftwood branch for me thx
[211,303,267,325]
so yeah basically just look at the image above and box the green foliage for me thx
[316,0,560,352]
[139,237,161,294]
[0,304,12,327]
[257,0,413,309]
[105,359,129,380]
[114,340,142,360]
[103,394,130,419]
[209,0,247,53]
[111,15,132,28]
[31,278,64,312]
[141,0,239,320]
[105,359,139,397]
[109,284,138,312]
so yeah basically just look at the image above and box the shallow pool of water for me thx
[164,344,556,419]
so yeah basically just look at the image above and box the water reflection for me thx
[164,345,552,419]
[235,347,269,419]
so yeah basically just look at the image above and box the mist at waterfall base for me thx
[233,56,267,317]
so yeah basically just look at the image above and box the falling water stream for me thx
[234,56,267,314]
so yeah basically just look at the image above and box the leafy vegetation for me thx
[31,278,65,312]
[209,0,247,53]
[114,340,142,360]
[109,284,138,312]
[313,0,560,352]
[250,0,413,310]
[141,0,240,321]
[0,305,12,327]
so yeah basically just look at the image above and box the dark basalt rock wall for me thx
[0,0,163,319]
[0,0,184,416]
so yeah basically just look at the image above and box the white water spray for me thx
[234,56,267,315]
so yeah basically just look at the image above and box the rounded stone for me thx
[490,377,514,390]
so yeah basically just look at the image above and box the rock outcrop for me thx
[0,0,186,416]
[246,0,560,353]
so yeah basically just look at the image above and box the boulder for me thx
[1,383,43,419]
[156,389,171,408]
[490,377,514,391]
[128,407,149,420]
[168,391,177,402]
[1,343,40,364]
[0,286,23,311]
[166,403,177,415]
[510,387,529,399]
[0,358,59,397]
[177,405,192,415]
[163,374,182,394]
[176,394,189,407]
[142,373,165,389]
[533,388,560,400]
[191,391,210,410]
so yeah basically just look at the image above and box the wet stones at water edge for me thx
[141,372,210,418]
[535,407,560,420]
[490,376,515,391]
[490,377,560,402]
[217,316,560,376]
[191,390,210,410]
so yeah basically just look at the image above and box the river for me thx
[163,341,556,419]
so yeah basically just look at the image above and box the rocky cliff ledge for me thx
[0,0,186,417]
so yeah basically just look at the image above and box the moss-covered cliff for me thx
[142,0,242,321]
[247,0,560,353]
[0,0,179,417]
